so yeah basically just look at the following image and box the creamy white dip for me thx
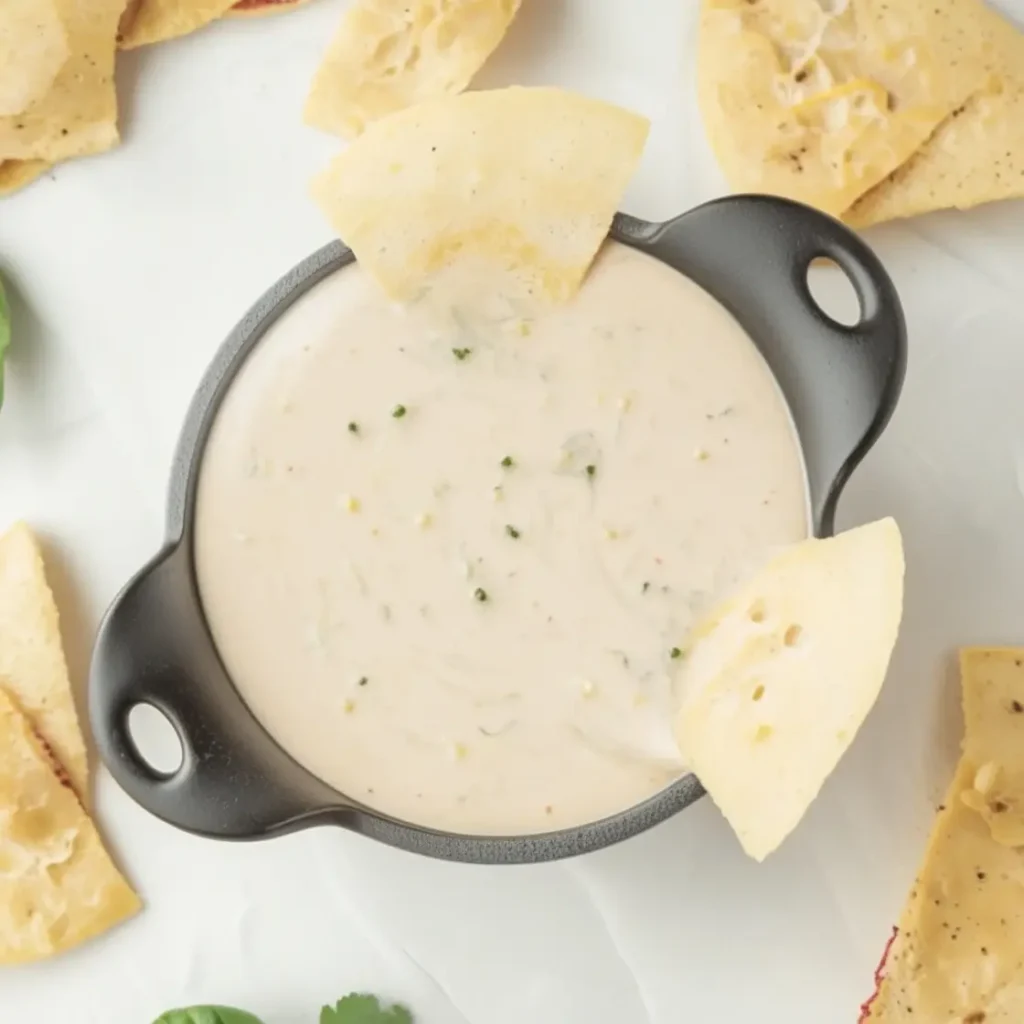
[194,241,809,835]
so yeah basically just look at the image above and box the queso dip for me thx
[194,242,809,835]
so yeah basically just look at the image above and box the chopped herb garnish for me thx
[392,404,407,419]
[641,581,651,594]
[474,587,489,603]
[670,647,683,660]
[453,347,472,361]
[505,525,521,539]
[358,676,369,687]
[348,421,360,434]
[500,455,515,468]
[585,464,597,478]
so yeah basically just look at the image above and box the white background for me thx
[3,1,1024,1021]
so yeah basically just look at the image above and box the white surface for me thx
[1,2,1024,1021]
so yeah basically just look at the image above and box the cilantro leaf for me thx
[321,994,413,1024]
[154,1007,265,1024]
[0,274,10,411]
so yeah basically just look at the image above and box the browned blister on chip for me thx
[697,0,993,216]
[0,688,140,966]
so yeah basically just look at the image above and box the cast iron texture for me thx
[90,195,907,864]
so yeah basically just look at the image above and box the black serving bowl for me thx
[90,195,907,864]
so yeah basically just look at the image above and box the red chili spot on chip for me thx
[33,730,74,792]
[232,0,302,8]
[858,927,898,1022]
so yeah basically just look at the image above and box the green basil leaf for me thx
[153,1007,265,1024]
[0,274,10,411]
[320,993,413,1024]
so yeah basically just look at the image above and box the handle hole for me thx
[127,703,184,777]
[806,258,861,328]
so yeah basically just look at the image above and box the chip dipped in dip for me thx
[192,241,810,836]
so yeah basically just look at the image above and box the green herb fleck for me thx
[641,581,651,594]
[452,347,472,361]
[500,455,515,468]
[505,525,521,539]
[348,421,360,434]
[670,647,683,660]
[474,587,489,603]
[0,275,10,412]
[585,464,597,478]
[321,994,413,1024]
[358,676,369,687]
[392,404,407,419]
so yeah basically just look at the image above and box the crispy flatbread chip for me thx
[0,523,88,799]
[311,87,649,308]
[0,0,125,164]
[0,161,49,198]
[848,10,1024,227]
[0,0,69,118]
[0,688,139,965]
[118,0,237,48]
[697,0,993,216]
[304,0,521,139]
[863,648,1024,1022]
[674,518,904,861]
[957,647,1024,848]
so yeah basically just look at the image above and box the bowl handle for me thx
[89,546,345,839]
[622,195,907,536]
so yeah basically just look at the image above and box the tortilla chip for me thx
[697,0,993,216]
[0,688,139,965]
[0,0,124,164]
[674,519,904,861]
[0,161,49,198]
[0,523,88,800]
[311,87,649,310]
[118,0,237,48]
[226,0,311,16]
[848,10,1024,227]
[863,648,1024,1022]
[304,0,521,139]
[0,0,70,118]
[863,761,1024,1021]
[956,647,1024,848]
